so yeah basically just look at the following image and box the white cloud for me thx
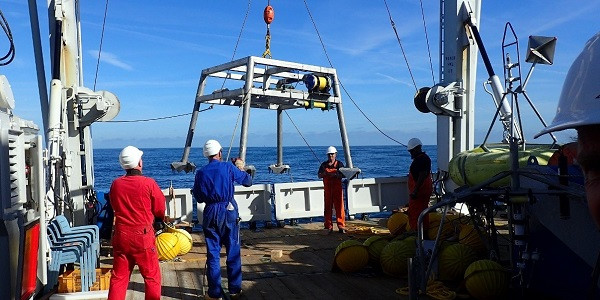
[87,50,133,71]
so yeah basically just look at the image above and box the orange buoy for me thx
[264,5,274,24]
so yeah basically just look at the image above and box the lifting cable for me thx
[259,2,320,162]
[225,0,253,160]
[93,0,110,91]
[262,0,274,58]
[383,0,418,92]
[303,0,406,147]
[417,0,436,85]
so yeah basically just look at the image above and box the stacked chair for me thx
[46,215,100,292]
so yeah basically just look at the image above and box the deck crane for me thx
[2,0,119,297]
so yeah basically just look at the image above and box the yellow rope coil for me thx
[396,279,456,300]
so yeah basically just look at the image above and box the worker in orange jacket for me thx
[108,146,166,300]
[318,146,346,233]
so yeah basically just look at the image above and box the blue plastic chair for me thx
[46,233,88,292]
[50,216,99,283]
[47,221,96,291]
[51,215,99,261]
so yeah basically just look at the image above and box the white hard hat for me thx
[203,139,222,157]
[535,32,600,138]
[407,138,422,151]
[119,146,143,169]
[327,146,337,154]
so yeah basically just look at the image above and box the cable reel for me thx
[413,82,463,117]
[302,74,332,94]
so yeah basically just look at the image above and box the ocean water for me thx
[93,145,437,192]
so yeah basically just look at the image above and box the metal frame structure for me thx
[172,56,360,179]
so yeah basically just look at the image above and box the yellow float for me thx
[156,232,180,261]
[449,146,554,187]
[387,212,409,235]
[333,240,369,273]
[464,259,509,300]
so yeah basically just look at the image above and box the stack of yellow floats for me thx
[155,224,194,261]
[449,145,554,187]
[332,211,510,300]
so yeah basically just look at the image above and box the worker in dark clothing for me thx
[192,140,252,300]
[108,146,166,300]
[406,138,433,231]
[318,146,346,233]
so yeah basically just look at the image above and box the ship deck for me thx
[100,218,414,300]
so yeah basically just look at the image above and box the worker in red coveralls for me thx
[406,138,433,231]
[318,146,346,234]
[108,146,166,300]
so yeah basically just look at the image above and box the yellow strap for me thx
[262,32,272,58]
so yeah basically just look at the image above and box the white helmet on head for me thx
[407,138,422,151]
[327,146,337,154]
[119,146,143,169]
[203,139,222,157]
[536,32,600,138]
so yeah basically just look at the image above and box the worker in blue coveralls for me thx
[192,139,252,300]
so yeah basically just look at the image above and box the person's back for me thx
[107,146,165,300]
[110,174,164,227]
[194,160,250,204]
[192,140,251,300]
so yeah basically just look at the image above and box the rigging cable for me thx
[93,0,110,91]
[104,107,212,123]
[303,0,406,147]
[383,0,418,92]
[0,8,16,66]
[225,0,253,160]
[417,0,436,85]
[284,110,321,164]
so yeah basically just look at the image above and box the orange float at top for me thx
[264,5,274,24]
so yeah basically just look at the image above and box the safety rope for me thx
[93,0,110,91]
[302,0,406,147]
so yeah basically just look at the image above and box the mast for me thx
[413,0,480,192]
[438,0,479,190]
[43,0,120,225]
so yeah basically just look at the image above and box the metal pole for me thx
[331,74,353,168]
[27,0,50,138]
[277,108,283,165]
[239,58,254,161]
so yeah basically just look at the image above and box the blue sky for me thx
[1,0,599,149]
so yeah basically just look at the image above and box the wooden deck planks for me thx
[104,219,409,299]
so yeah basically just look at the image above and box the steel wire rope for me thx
[383,0,418,92]
[93,0,109,91]
[417,0,436,85]
[303,0,406,147]
[284,110,321,164]
[94,1,252,127]
[225,0,252,161]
